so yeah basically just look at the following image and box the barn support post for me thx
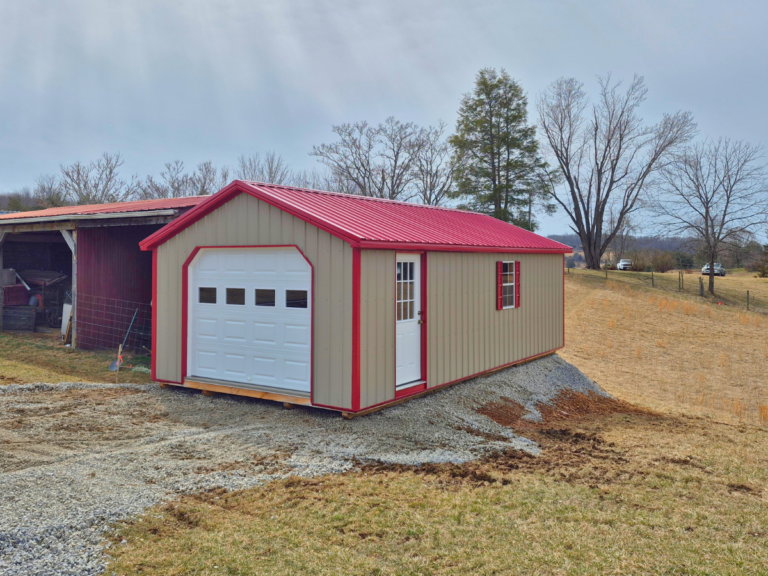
[0,232,6,332]
[61,229,77,347]
[0,231,6,270]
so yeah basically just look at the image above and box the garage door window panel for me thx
[286,290,308,309]
[199,287,217,304]
[226,288,246,305]
[255,289,276,307]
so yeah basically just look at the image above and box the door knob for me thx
[418,320,423,324]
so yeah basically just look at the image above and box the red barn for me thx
[0,197,204,350]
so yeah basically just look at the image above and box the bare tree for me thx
[310,121,380,196]
[190,161,230,195]
[236,152,292,184]
[60,153,137,205]
[606,209,637,263]
[654,139,768,294]
[290,168,356,194]
[724,230,761,268]
[0,188,37,211]
[311,117,423,200]
[137,160,192,200]
[34,174,68,208]
[412,121,453,206]
[538,75,696,269]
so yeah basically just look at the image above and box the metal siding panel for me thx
[343,244,353,407]
[153,193,352,407]
[375,253,386,404]
[384,254,395,403]
[315,231,332,405]
[422,252,563,389]
[358,250,396,409]
[329,238,344,405]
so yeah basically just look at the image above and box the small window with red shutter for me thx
[497,261,519,309]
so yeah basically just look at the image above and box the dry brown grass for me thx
[105,274,768,575]
[568,267,768,313]
[562,271,768,425]
[0,331,153,385]
[108,413,768,575]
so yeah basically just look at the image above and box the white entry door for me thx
[395,255,422,387]
[188,247,312,394]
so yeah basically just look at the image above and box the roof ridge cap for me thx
[240,181,478,214]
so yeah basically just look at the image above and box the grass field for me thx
[0,331,153,385]
[562,269,768,426]
[570,267,768,314]
[105,271,768,575]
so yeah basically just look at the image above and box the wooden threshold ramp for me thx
[174,379,312,408]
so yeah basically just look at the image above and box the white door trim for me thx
[395,254,422,388]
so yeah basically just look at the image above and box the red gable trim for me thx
[140,181,361,251]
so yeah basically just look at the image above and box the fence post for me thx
[747,290,750,311]
[651,270,655,288]
[699,277,704,297]
[605,267,608,279]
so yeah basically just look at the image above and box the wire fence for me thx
[76,293,152,353]
[567,268,768,314]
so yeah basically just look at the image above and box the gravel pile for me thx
[0,354,604,576]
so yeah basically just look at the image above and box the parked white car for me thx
[616,259,632,271]
[701,263,726,276]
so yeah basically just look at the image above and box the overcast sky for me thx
[0,0,765,236]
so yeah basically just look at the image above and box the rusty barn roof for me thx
[0,196,206,222]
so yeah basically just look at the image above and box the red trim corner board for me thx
[151,248,161,382]
[420,252,428,384]
[351,248,361,412]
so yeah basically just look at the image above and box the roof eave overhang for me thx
[0,209,178,228]
[358,241,572,254]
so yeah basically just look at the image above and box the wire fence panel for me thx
[76,293,152,353]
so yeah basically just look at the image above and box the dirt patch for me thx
[363,391,658,489]
[478,389,647,430]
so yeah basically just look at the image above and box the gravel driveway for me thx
[0,354,604,576]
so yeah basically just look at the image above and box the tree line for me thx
[3,68,767,294]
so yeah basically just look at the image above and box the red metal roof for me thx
[0,196,206,221]
[141,181,571,253]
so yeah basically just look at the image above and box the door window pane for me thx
[286,290,308,308]
[226,288,245,305]
[199,287,216,304]
[396,260,416,321]
[255,289,275,307]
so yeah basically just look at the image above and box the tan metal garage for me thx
[140,181,570,415]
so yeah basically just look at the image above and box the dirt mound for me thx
[478,389,648,430]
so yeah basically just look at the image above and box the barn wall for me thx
[154,192,354,409]
[359,250,396,408]
[426,252,563,388]
[76,225,162,351]
[78,225,160,302]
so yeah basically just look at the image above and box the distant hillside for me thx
[548,233,692,253]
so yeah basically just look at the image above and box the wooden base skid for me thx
[164,380,312,408]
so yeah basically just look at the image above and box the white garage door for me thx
[188,247,312,394]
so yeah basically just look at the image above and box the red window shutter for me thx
[515,261,521,308]
[496,261,503,310]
